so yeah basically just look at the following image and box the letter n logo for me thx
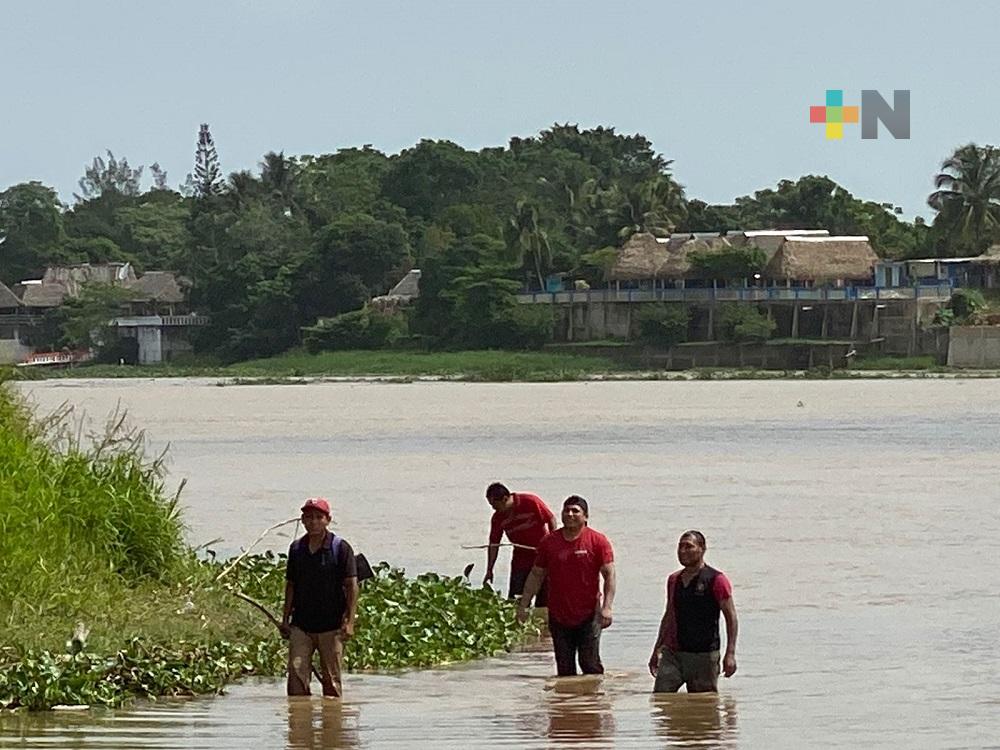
[860,90,910,139]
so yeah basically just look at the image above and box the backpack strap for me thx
[292,533,341,558]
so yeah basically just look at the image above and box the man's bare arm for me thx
[484,544,500,585]
[516,566,547,620]
[280,581,294,637]
[721,597,738,677]
[648,586,673,676]
[599,562,616,628]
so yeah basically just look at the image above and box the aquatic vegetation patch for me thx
[1,374,538,711]
[0,555,537,710]
[229,553,536,671]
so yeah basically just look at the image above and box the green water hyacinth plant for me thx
[224,553,535,671]
[0,378,540,711]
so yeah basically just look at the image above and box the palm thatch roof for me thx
[127,271,188,303]
[607,233,741,281]
[971,245,1000,264]
[667,237,736,279]
[606,233,672,281]
[17,282,68,308]
[42,263,136,296]
[765,236,877,282]
[387,269,421,299]
[0,280,21,309]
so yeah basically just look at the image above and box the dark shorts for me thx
[653,649,720,693]
[549,614,604,677]
[508,567,548,607]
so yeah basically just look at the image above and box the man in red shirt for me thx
[648,530,738,693]
[483,482,556,605]
[517,495,616,676]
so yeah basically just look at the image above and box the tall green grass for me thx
[0,376,539,709]
[0,377,185,625]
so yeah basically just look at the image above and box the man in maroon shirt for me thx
[648,530,738,693]
[517,495,616,676]
[482,482,556,605]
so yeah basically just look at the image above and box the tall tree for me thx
[0,182,66,284]
[191,124,224,198]
[74,151,143,201]
[259,151,298,214]
[505,200,552,290]
[382,140,481,219]
[928,144,1000,256]
[149,163,169,191]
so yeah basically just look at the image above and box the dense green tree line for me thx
[0,126,997,359]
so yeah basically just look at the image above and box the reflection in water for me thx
[286,698,361,750]
[544,676,615,745]
[12,379,1000,748]
[650,693,738,748]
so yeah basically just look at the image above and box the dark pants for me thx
[508,567,548,607]
[549,614,603,676]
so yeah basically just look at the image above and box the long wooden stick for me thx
[215,517,300,582]
[231,590,283,628]
[461,543,537,551]
[229,590,322,682]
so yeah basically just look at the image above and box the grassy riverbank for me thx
[21,349,629,383]
[0,380,536,710]
[16,347,996,383]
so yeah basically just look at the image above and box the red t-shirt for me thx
[534,527,614,626]
[489,492,555,571]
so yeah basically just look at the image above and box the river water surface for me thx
[4,378,999,749]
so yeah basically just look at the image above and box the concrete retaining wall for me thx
[547,299,946,356]
[947,326,1000,368]
[0,339,30,365]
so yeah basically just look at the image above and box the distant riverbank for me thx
[10,348,1000,384]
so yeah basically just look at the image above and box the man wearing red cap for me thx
[280,497,358,697]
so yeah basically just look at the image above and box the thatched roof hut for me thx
[608,233,740,281]
[608,230,876,284]
[388,269,421,299]
[670,237,736,279]
[0,280,22,309]
[127,271,188,304]
[42,263,136,296]
[606,233,672,281]
[370,269,421,310]
[765,236,877,282]
[727,229,830,254]
[17,282,68,308]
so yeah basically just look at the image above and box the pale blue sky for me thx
[3,1,998,220]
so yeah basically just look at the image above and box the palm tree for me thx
[260,151,299,215]
[536,176,599,245]
[928,144,1000,255]
[603,175,687,240]
[226,170,261,210]
[505,200,552,290]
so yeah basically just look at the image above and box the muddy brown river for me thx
[4,378,999,748]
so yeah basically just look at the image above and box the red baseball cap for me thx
[300,497,331,516]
